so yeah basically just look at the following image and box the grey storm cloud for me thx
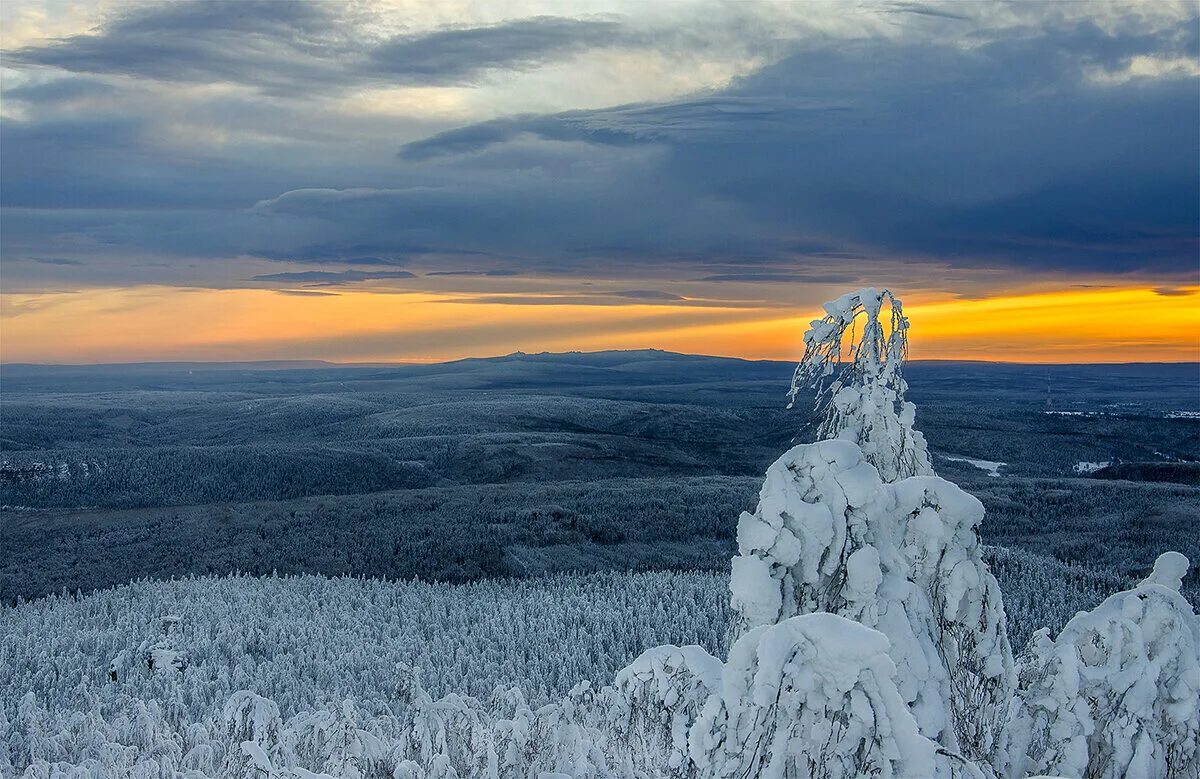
[438,290,768,308]
[397,96,820,161]
[882,2,974,22]
[4,78,117,103]
[29,257,87,266]
[8,1,350,94]
[10,2,625,93]
[251,245,416,267]
[273,289,340,297]
[2,2,1197,293]
[394,23,1199,275]
[699,273,861,284]
[606,290,683,300]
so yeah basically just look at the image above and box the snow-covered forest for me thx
[0,548,1165,777]
[4,289,1198,778]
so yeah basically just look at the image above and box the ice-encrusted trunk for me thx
[789,287,932,482]
[1008,552,1200,779]
[724,289,1016,770]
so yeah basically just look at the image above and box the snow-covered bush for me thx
[688,612,939,778]
[1008,551,1200,779]
[789,287,932,482]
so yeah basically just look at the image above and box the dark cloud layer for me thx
[11,2,623,93]
[29,257,87,267]
[2,2,1197,295]
[438,290,766,308]
[700,273,860,284]
[394,28,1199,275]
[426,270,520,277]
[9,1,349,94]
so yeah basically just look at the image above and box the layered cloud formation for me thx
[1,0,1197,361]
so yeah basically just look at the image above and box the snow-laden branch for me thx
[607,645,719,776]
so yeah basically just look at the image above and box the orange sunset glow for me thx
[3,285,1196,365]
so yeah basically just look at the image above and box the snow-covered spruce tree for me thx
[292,699,389,779]
[491,689,613,778]
[730,288,1015,770]
[392,664,490,776]
[221,690,283,777]
[1008,552,1200,779]
[789,287,932,482]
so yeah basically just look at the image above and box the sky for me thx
[1,0,1197,364]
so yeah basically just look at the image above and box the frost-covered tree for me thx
[1008,551,1200,779]
[221,691,283,777]
[729,288,1016,770]
[789,287,932,482]
[393,665,490,775]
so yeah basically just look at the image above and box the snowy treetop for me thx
[789,287,932,482]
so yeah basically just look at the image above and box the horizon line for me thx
[3,348,1198,370]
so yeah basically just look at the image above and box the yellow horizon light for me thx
[0,284,1196,365]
